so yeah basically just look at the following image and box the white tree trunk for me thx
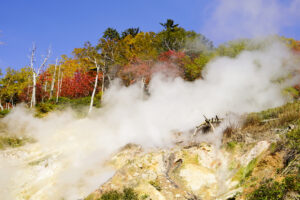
[29,43,50,107]
[101,71,105,102]
[44,81,47,92]
[0,99,3,111]
[31,72,36,108]
[56,65,61,103]
[50,58,58,99]
[89,65,99,114]
[42,81,47,102]
[59,72,63,95]
[141,77,145,98]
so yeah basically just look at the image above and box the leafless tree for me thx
[29,43,51,107]
[88,57,101,114]
[50,58,58,99]
[56,64,63,103]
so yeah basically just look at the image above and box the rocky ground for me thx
[85,101,300,200]
[0,101,299,200]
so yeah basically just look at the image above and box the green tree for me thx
[159,19,179,31]
[121,28,140,38]
[118,32,159,63]
[157,19,213,52]
[215,39,263,58]
[0,67,32,107]
[103,28,120,40]
[182,52,214,81]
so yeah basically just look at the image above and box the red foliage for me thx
[157,50,185,78]
[19,82,48,103]
[158,50,185,63]
[19,70,102,103]
[120,52,185,86]
[295,84,300,92]
[121,60,153,85]
[292,41,300,52]
[60,70,101,99]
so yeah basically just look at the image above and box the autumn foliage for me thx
[60,71,101,98]
[1,20,300,108]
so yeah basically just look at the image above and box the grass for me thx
[242,100,300,130]
[240,102,300,198]
[248,175,300,200]
[223,125,237,138]
[226,141,238,151]
[286,124,300,153]
[0,109,10,118]
[233,158,258,184]
[35,96,102,118]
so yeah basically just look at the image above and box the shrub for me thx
[0,109,10,118]
[100,190,123,200]
[123,188,138,200]
[286,125,300,153]
[36,102,56,113]
[99,188,138,200]
[248,175,300,200]
[283,87,300,99]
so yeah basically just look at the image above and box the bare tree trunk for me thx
[89,60,100,114]
[11,98,14,109]
[30,44,36,108]
[0,99,3,111]
[59,72,63,96]
[101,70,105,102]
[29,43,51,107]
[44,81,47,92]
[56,65,61,103]
[141,77,145,98]
[27,84,30,104]
[50,58,58,99]
[42,80,47,103]
[30,72,37,107]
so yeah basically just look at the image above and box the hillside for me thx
[0,20,300,200]
[84,101,300,200]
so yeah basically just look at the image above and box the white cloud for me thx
[202,0,300,43]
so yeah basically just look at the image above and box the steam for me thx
[0,42,298,200]
[203,0,300,43]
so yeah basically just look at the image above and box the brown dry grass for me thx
[242,101,300,132]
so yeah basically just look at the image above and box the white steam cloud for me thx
[0,42,298,200]
[203,0,300,43]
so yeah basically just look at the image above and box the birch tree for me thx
[0,100,3,111]
[50,58,58,99]
[56,64,62,103]
[29,43,51,107]
[88,57,100,113]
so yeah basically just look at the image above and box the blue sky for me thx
[0,0,299,71]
